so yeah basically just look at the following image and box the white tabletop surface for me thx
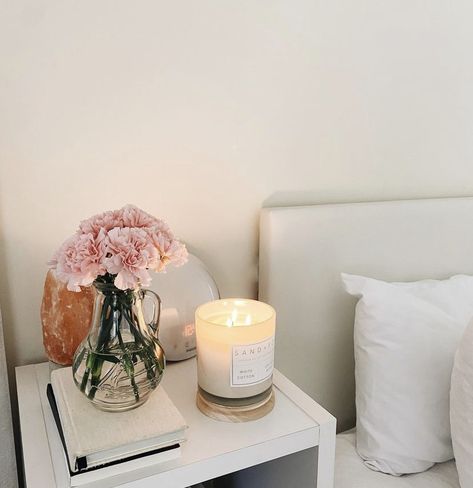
[16,358,332,488]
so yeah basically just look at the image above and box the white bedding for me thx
[335,430,460,488]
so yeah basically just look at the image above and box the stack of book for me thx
[48,367,187,487]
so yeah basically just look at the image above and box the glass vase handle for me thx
[142,289,161,336]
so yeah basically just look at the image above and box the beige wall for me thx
[2,1,473,369]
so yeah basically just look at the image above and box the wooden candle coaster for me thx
[196,388,275,423]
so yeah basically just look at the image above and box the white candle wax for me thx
[196,299,276,400]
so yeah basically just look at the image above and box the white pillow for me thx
[342,273,473,476]
[450,319,473,488]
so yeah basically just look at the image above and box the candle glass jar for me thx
[195,299,276,420]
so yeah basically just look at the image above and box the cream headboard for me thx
[259,197,473,432]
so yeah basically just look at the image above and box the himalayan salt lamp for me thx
[41,270,95,366]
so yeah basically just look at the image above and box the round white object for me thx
[149,253,219,361]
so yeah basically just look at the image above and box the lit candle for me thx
[195,299,276,406]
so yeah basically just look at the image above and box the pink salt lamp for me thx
[41,270,95,366]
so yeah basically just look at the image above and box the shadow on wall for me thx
[262,190,473,209]
[0,195,20,488]
[262,190,358,208]
[0,195,15,380]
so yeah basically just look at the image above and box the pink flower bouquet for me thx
[49,205,188,291]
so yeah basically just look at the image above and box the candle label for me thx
[231,336,275,387]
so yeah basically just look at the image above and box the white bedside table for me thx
[16,358,336,488]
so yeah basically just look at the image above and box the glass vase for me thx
[72,281,165,412]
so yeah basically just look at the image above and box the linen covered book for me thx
[49,367,187,476]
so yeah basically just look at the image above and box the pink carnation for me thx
[149,230,188,272]
[120,204,172,235]
[49,205,188,291]
[105,227,159,290]
[79,210,123,237]
[49,231,107,291]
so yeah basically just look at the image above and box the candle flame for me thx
[226,308,239,327]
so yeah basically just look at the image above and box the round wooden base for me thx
[196,388,275,422]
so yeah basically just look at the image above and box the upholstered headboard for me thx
[259,197,473,432]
